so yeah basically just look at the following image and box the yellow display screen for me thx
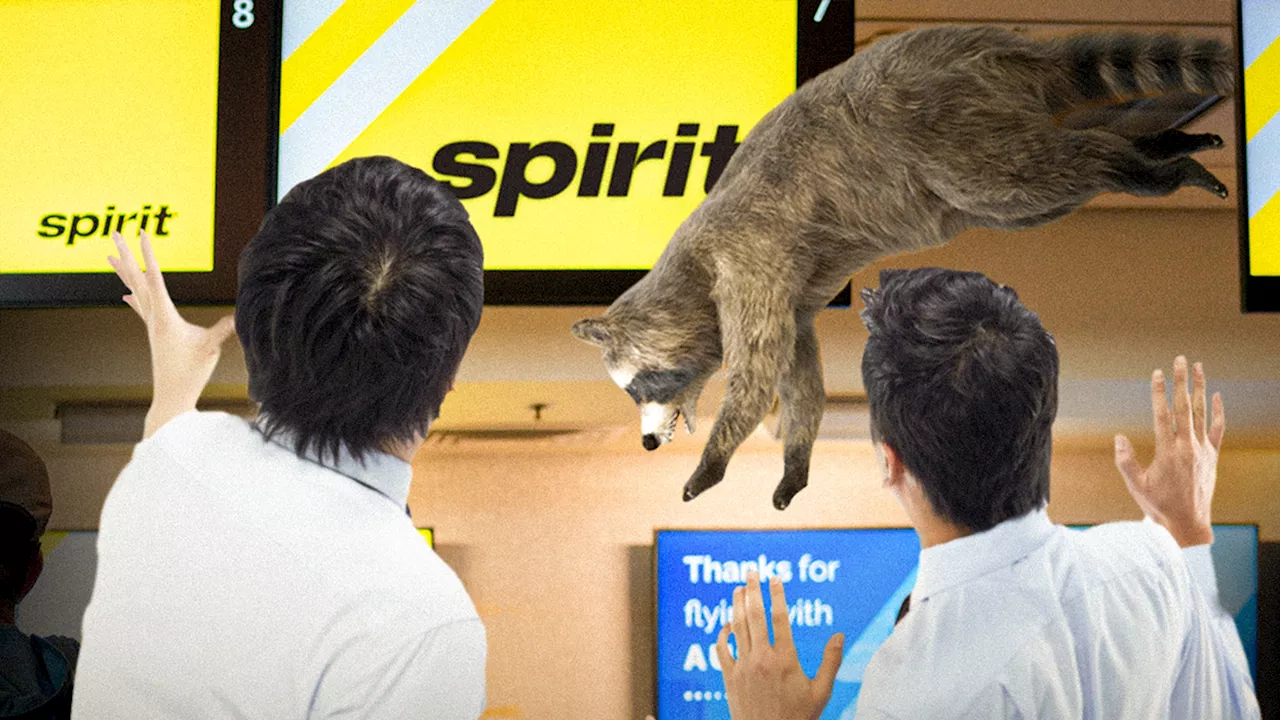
[0,1,221,274]
[277,0,803,271]
[1241,0,1280,310]
[1244,0,1280,274]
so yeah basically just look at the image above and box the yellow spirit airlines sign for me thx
[277,0,797,270]
[0,1,221,274]
[1243,0,1280,278]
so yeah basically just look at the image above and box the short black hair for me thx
[860,268,1058,532]
[237,156,484,463]
[0,502,39,604]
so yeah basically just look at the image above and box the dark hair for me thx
[860,268,1058,532]
[237,156,484,463]
[0,503,39,604]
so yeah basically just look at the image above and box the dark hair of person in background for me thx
[0,503,39,606]
[236,156,485,463]
[860,268,1059,533]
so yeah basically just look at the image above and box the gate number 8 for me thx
[232,0,255,29]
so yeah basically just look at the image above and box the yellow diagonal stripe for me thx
[279,0,417,134]
[39,531,68,556]
[418,527,434,547]
[1245,36,1280,141]
[1251,191,1280,275]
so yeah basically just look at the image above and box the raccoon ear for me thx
[571,317,612,346]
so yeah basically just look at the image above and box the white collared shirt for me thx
[856,509,1259,719]
[73,411,486,719]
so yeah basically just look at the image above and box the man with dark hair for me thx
[74,156,487,718]
[712,268,1260,719]
[0,430,78,720]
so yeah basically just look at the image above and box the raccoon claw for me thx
[682,460,727,502]
[1210,182,1229,199]
[772,473,809,511]
[1208,134,1224,149]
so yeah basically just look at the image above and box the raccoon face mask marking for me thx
[575,315,709,449]
[626,367,701,450]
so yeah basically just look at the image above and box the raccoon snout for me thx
[642,434,661,451]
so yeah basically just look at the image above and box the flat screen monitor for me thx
[0,0,279,307]
[276,0,855,304]
[654,528,920,719]
[1238,0,1280,311]
[653,525,1258,719]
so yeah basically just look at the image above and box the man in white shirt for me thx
[73,156,487,718]
[713,268,1261,719]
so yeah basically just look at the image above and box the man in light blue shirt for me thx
[74,157,488,718]
[713,268,1260,719]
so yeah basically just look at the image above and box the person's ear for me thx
[876,442,907,489]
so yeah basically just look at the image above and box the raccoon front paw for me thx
[682,460,727,502]
[772,471,809,511]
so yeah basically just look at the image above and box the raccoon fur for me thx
[572,25,1233,509]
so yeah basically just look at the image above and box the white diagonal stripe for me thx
[277,0,495,198]
[1247,114,1280,219]
[281,0,345,62]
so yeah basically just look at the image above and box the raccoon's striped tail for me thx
[1049,32,1235,104]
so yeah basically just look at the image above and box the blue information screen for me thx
[655,524,1258,718]
[654,528,920,719]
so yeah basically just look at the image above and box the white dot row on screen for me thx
[683,690,725,702]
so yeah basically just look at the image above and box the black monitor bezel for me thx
[0,0,281,308]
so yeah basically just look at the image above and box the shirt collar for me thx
[254,421,413,509]
[912,507,1055,602]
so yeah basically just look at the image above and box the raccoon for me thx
[572,26,1233,509]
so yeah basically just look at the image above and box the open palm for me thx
[108,231,236,438]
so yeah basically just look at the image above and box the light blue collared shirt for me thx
[74,411,486,719]
[856,509,1259,719]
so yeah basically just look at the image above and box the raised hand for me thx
[715,571,844,720]
[1114,356,1224,547]
[108,231,237,438]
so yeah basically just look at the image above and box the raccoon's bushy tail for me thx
[1049,32,1235,103]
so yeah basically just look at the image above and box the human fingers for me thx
[139,232,175,311]
[1114,434,1144,489]
[1208,392,1226,451]
[744,572,771,651]
[715,622,736,675]
[767,576,795,653]
[108,233,146,300]
[1151,369,1173,447]
[119,293,143,319]
[1191,362,1207,443]
[1172,356,1191,442]
[812,633,846,706]
[732,586,750,655]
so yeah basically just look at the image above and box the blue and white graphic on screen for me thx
[655,529,920,719]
